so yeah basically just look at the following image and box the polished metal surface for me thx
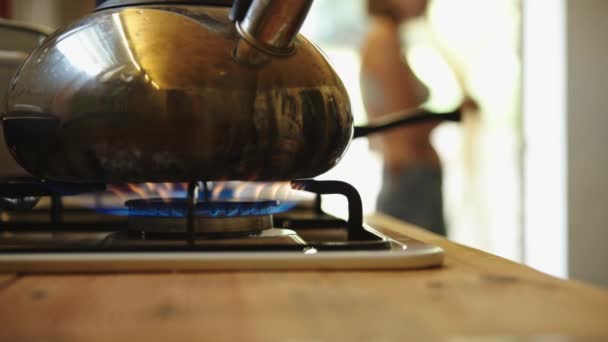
[236,0,313,56]
[0,228,305,248]
[128,213,274,235]
[0,19,52,179]
[96,0,233,11]
[0,196,40,211]
[109,228,305,246]
[3,4,353,183]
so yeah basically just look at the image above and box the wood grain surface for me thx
[0,214,606,341]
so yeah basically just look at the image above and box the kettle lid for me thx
[95,0,233,11]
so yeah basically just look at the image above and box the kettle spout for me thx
[231,0,314,56]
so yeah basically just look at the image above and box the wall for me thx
[567,0,608,287]
[524,0,608,287]
[12,0,95,29]
[523,0,568,278]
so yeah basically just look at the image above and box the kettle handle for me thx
[353,108,462,139]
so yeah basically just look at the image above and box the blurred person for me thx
[361,0,446,235]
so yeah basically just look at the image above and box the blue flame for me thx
[94,182,299,218]
[97,200,297,218]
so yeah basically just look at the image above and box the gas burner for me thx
[125,198,280,236]
[0,180,444,272]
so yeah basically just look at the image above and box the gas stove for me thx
[0,178,443,272]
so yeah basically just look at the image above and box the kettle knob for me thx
[233,0,313,56]
[229,0,253,22]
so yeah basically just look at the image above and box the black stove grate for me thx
[0,179,393,253]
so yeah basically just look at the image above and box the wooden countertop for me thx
[0,214,607,341]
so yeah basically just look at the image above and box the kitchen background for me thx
[1,0,607,287]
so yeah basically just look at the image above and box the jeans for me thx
[377,165,446,236]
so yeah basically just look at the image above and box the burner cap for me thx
[124,198,278,236]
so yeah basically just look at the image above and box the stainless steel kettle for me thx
[2,0,354,183]
[2,0,459,184]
